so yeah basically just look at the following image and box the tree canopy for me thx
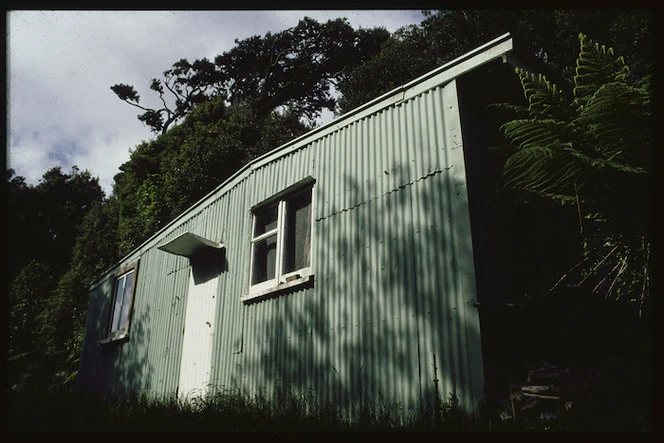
[337,10,653,113]
[112,17,390,133]
[6,166,106,389]
[112,98,310,256]
[7,166,105,280]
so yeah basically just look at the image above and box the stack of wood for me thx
[520,360,564,400]
[501,361,574,427]
[498,359,610,428]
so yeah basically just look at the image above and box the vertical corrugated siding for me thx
[205,80,482,415]
[80,79,483,415]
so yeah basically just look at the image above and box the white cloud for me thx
[7,10,425,196]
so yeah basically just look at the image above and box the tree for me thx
[112,98,311,255]
[38,197,121,385]
[6,170,41,281]
[337,10,653,113]
[161,102,310,216]
[111,57,223,135]
[6,166,106,389]
[494,33,652,314]
[7,166,105,280]
[336,23,432,112]
[7,260,56,390]
[111,17,390,133]
[18,167,105,275]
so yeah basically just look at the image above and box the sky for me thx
[7,10,427,196]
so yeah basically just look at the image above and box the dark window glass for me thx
[252,234,277,285]
[110,269,135,334]
[119,271,134,331]
[111,276,125,332]
[254,203,278,237]
[283,189,312,274]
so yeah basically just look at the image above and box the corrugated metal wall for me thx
[78,34,515,415]
[79,80,482,415]
[205,80,484,417]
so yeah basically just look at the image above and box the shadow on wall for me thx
[250,162,483,422]
[191,250,226,285]
[110,304,154,398]
[78,249,223,401]
[78,281,155,399]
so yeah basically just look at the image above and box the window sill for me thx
[242,274,314,303]
[97,333,129,346]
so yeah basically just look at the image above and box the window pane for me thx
[254,203,278,237]
[110,275,125,333]
[252,234,277,285]
[118,271,134,331]
[283,189,312,274]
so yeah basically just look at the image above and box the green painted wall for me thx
[78,34,515,417]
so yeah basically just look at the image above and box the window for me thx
[246,184,313,299]
[103,261,139,343]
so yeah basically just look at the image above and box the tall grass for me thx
[7,386,475,433]
[7,379,649,433]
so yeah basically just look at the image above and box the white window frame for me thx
[98,261,139,344]
[244,182,314,301]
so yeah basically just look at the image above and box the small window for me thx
[246,185,313,299]
[105,261,139,342]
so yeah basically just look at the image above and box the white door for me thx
[178,257,221,399]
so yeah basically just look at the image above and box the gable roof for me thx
[91,33,514,288]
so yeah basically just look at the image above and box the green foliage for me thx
[7,261,55,391]
[112,17,389,133]
[573,35,630,108]
[111,97,311,254]
[337,10,653,114]
[6,166,107,389]
[337,24,432,112]
[40,198,121,385]
[110,83,140,102]
[36,266,88,385]
[7,166,105,279]
[496,33,652,310]
[163,104,309,215]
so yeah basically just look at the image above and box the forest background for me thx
[5,11,655,428]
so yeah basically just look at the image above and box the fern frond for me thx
[531,191,579,205]
[516,68,572,120]
[503,146,585,194]
[573,33,630,109]
[578,82,651,166]
[562,146,646,175]
[637,66,653,94]
[487,102,531,119]
[500,119,568,149]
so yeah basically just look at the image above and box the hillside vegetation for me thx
[6,10,653,431]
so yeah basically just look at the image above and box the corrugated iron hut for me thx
[78,33,551,418]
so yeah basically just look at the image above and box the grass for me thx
[7,386,478,433]
[7,381,650,433]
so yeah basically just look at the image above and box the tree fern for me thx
[503,145,585,198]
[494,32,652,312]
[500,119,568,149]
[573,33,630,109]
[578,82,651,168]
[517,68,573,121]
